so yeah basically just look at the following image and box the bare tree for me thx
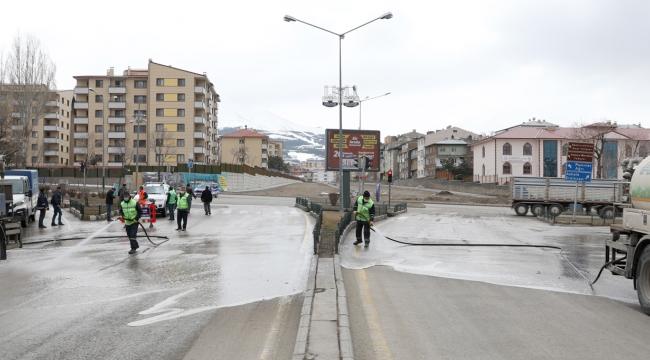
[150,129,177,181]
[0,51,22,159]
[29,142,46,167]
[116,139,137,187]
[4,33,57,168]
[230,145,250,166]
[571,120,617,179]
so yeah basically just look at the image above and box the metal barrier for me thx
[296,197,323,254]
[70,199,84,216]
[393,202,407,213]
[295,197,309,208]
[334,211,354,254]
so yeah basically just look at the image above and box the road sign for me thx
[568,143,594,153]
[360,176,367,180]
[566,161,593,173]
[325,129,380,172]
[188,161,194,169]
[565,171,592,181]
[567,153,593,162]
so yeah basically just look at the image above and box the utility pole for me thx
[131,100,146,191]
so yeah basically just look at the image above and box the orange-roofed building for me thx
[219,125,269,168]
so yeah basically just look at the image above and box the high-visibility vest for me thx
[177,193,190,210]
[168,189,177,204]
[138,190,147,205]
[356,196,374,221]
[121,199,139,225]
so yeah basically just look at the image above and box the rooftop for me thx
[219,128,268,139]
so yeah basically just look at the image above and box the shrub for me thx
[328,193,340,206]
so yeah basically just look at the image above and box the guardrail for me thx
[296,197,323,254]
[334,211,354,254]
[70,199,84,216]
[393,202,407,213]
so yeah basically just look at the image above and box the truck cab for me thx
[2,176,37,227]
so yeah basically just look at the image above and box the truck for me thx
[607,157,650,314]
[510,176,624,219]
[3,169,39,227]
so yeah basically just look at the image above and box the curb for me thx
[292,254,317,359]
[335,254,353,360]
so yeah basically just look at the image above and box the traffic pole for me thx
[571,181,579,223]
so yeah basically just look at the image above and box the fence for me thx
[335,211,354,254]
[473,175,513,185]
[296,197,323,254]
[70,199,84,216]
[393,202,408,213]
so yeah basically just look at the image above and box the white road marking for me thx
[223,210,232,214]
[239,210,249,215]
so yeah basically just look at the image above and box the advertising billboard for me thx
[325,129,381,172]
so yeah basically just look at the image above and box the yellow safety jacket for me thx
[177,193,190,210]
[356,196,374,222]
[121,199,139,225]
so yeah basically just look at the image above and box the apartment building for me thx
[219,126,269,168]
[268,141,284,158]
[1,87,73,166]
[71,60,220,167]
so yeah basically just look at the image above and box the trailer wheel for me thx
[635,246,650,315]
[531,204,545,217]
[600,206,615,219]
[548,204,563,215]
[514,203,528,216]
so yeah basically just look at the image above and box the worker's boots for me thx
[353,239,362,245]
[364,241,370,247]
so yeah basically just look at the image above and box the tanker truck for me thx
[606,156,650,314]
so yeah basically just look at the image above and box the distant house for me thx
[219,126,269,168]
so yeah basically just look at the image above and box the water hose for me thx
[588,256,627,285]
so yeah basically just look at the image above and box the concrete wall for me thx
[389,177,510,197]
[224,172,301,192]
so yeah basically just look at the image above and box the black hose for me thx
[588,256,627,285]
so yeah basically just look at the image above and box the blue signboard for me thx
[188,161,194,169]
[565,161,592,182]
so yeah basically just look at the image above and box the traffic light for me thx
[353,157,360,169]
[364,156,372,170]
[387,169,393,183]
[80,161,86,173]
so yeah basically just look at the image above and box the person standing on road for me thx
[166,187,177,221]
[353,190,375,247]
[118,183,128,199]
[50,186,63,226]
[185,184,196,213]
[176,187,190,231]
[36,187,49,228]
[201,186,213,215]
[119,192,143,254]
[105,188,116,221]
[137,185,148,206]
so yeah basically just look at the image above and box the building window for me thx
[133,125,146,133]
[114,80,124,87]
[31,144,38,150]
[95,139,103,148]
[543,140,558,177]
[178,79,185,86]
[503,162,512,174]
[562,143,568,156]
[156,109,164,116]
[31,156,38,164]
[177,139,185,147]
[239,139,245,144]
[156,78,164,86]
[95,110,103,118]
[32,131,38,138]
[156,124,164,131]
[133,140,146,148]
[482,146,485,158]
[523,143,532,155]
[114,139,124,146]
[134,80,147,88]
[95,125,103,132]
[440,147,445,152]
[95,95,103,102]
[177,109,185,117]
[177,124,185,132]
[641,145,649,158]
[482,164,485,176]
[134,95,146,103]
[133,155,146,163]
[178,94,185,101]
[115,125,124,132]
[156,94,164,101]
[626,145,633,157]
[32,119,38,126]
[523,162,532,174]
[177,154,185,163]
[134,110,146,117]
[95,80,103,88]
[114,155,123,162]
[114,110,124,116]
[114,95,124,102]
[156,154,164,162]
[503,143,512,155]
[155,139,163,146]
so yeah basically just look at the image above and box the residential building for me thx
[219,126,269,168]
[471,121,650,182]
[417,137,426,178]
[268,141,284,158]
[71,60,220,167]
[398,139,418,179]
[434,139,469,167]
[300,158,325,169]
[382,130,424,179]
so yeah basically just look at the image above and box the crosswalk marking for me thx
[223,210,232,214]
[239,210,249,215]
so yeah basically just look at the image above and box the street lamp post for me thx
[88,88,106,190]
[359,92,390,130]
[131,100,146,191]
[284,12,393,213]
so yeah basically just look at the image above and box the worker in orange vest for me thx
[137,186,148,206]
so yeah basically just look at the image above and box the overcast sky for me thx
[2,0,649,136]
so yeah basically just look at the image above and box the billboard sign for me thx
[565,142,594,182]
[325,129,381,172]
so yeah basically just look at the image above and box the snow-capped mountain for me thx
[218,100,325,163]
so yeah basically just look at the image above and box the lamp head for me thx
[283,15,297,22]
[380,12,393,20]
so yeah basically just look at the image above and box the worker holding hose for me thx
[119,192,143,254]
[353,190,375,247]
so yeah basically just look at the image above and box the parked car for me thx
[134,183,170,216]
[194,182,219,198]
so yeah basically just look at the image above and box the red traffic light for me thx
[387,170,392,175]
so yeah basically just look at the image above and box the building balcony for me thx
[108,116,126,124]
[43,162,59,166]
[193,146,205,154]
[107,162,123,167]
[194,86,206,95]
[262,153,268,159]
[108,86,127,94]
[44,112,59,119]
[194,101,204,109]
[43,137,59,143]
[11,125,24,131]
[194,115,205,124]
[74,131,88,138]
[11,112,20,118]
[43,125,59,132]
[44,150,59,156]
[74,87,89,94]
[74,102,89,109]
[46,100,60,107]
[194,131,205,139]
[75,117,89,124]
[262,144,267,149]
[108,146,125,154]
[108,132,126,138]
[74,147,87,154]
[108,101,126,109]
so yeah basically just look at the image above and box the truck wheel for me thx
[514,203,528,216]
[600,206,615,219]
[531,205,545,217]
[635,246,650,315]
[548,204,563,215]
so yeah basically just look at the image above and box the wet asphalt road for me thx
[0,195,311,360]
[340,204,650,359]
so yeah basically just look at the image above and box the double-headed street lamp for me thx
[359,92,390,130]
[284,12,393,213]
